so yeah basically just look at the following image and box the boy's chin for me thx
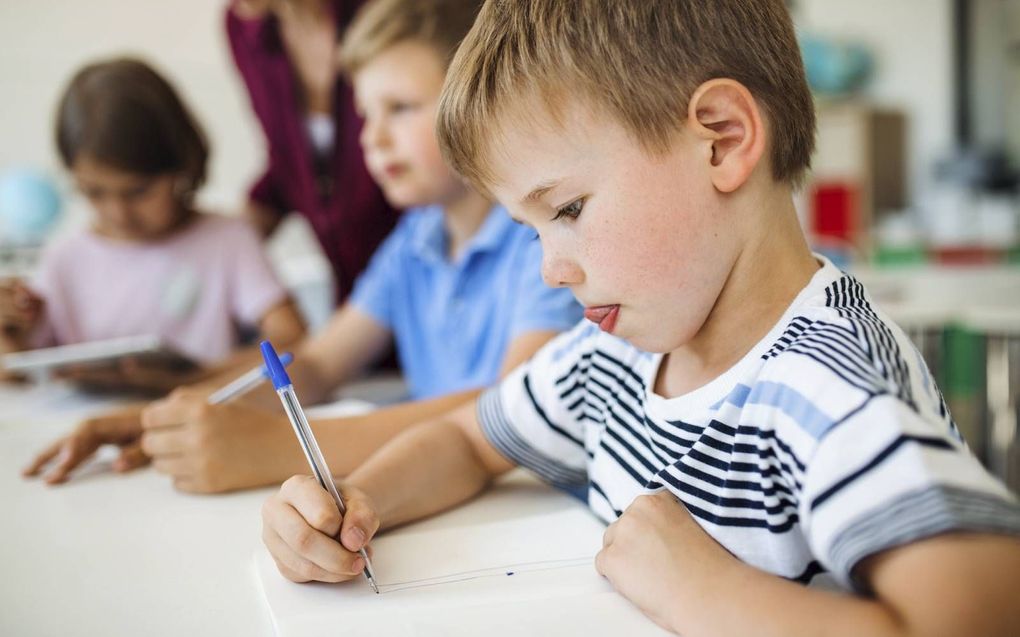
[380,187,430,211]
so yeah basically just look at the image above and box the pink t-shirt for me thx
[30,214,288,364]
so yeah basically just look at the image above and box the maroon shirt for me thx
[225,1,398,304]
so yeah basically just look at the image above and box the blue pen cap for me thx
[260,340,293,390]
[260,351,293,378]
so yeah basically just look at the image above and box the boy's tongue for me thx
[584,305,619,333]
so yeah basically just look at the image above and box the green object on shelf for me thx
[941,326,984,398]
[873,245,928,267]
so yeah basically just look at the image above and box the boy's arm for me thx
[262,398,516,582]
[349,399,516,528]
[227,303,392,411]
[139,386,481,493]
[596,491,1020,637]
[256,297,306,350]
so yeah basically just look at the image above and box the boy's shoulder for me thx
[761,266,918,395]
[752,263,955,440]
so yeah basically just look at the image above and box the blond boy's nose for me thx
[542,254,583,289]
[360,118,389,151]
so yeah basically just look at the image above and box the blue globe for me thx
[0,169,62,243]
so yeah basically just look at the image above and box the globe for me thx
[0,168,62,244]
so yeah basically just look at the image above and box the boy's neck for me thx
[655,188,820,398]
[441,187,493,261]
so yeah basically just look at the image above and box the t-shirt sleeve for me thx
[507,238,583,337]
[25,243,62,348]
[228,221,290,326]
[347,218,409,330]
[797,391,1020,588]
[476,322,596,490]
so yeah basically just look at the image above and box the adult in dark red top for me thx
[225,0,399,304]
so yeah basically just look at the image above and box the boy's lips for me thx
[584,305,619,333]
[382,163,407,179]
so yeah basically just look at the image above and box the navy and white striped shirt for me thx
[478,257,1020,589]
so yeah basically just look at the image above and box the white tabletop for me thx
[0,383,656,637]
[0,383,276,637]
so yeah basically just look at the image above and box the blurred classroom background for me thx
[0,0,1018,491]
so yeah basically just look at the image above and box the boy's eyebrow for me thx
[521,179,561,205]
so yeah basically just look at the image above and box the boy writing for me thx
[262,1,1020,634]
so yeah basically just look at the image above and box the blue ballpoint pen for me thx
[260,340,380,593]
[207,352,294,405]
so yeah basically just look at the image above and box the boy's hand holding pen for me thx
[262,474,382,586]
[260,340,380,592]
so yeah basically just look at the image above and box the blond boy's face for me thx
[353,41,462,209]
[489,105,743,354]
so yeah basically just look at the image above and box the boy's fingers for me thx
[140,428,187,457]
[280,475,342,536]
[273,501,360,576]
[263,527,349,583]
[22,440,63,477]
[141,394,206,430]
[602,520,618,548]
[114,444,150,472]
[151,455,191,479]
[43,441,94,484]
[339,490,379,553]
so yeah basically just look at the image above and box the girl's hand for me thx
[22,405,149,484]
[595,491,739,634]
[262,475,380,583]
[0,279,44,353]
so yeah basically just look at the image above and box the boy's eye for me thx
[390,101,417,114]
[552,198,585,222]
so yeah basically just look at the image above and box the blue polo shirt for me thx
[349,205,582,399]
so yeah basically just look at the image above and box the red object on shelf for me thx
[928,245,1004,265]
[811,181,859,243]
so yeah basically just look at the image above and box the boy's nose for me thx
[541,252,583,289]
[359,118,390,151]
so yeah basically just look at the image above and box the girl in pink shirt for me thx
[0,58,305,393]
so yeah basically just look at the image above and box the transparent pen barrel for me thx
[277,386,346,513]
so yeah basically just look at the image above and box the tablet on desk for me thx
[1,335,198,375]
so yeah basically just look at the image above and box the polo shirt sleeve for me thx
[476,321,594,490]
[348,217,411,330]
[508,239,583,338]
[796,389,1020,589]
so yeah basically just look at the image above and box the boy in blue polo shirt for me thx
[27,0,578,494]
[262,0,1020,634]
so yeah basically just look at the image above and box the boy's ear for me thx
[686,79,766,193]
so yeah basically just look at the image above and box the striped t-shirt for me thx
[477,257,1020,589]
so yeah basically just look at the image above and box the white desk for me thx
[0,383,277,637]
[0,384,661,636]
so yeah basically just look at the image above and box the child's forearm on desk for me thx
[312,388,481,477]
[346,407,507,529]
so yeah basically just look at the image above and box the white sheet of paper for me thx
[255,476,672,636]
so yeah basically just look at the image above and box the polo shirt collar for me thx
[410,204,512,265]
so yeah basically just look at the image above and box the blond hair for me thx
[438,0,816,191]
[339,0,483,76]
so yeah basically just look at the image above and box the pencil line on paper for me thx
[376,556,593,594]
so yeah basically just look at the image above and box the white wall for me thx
[1,0,956,210]
[795,0,954,203]
[0,0,264,211]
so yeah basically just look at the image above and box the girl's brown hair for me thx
[55,57,209,204]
